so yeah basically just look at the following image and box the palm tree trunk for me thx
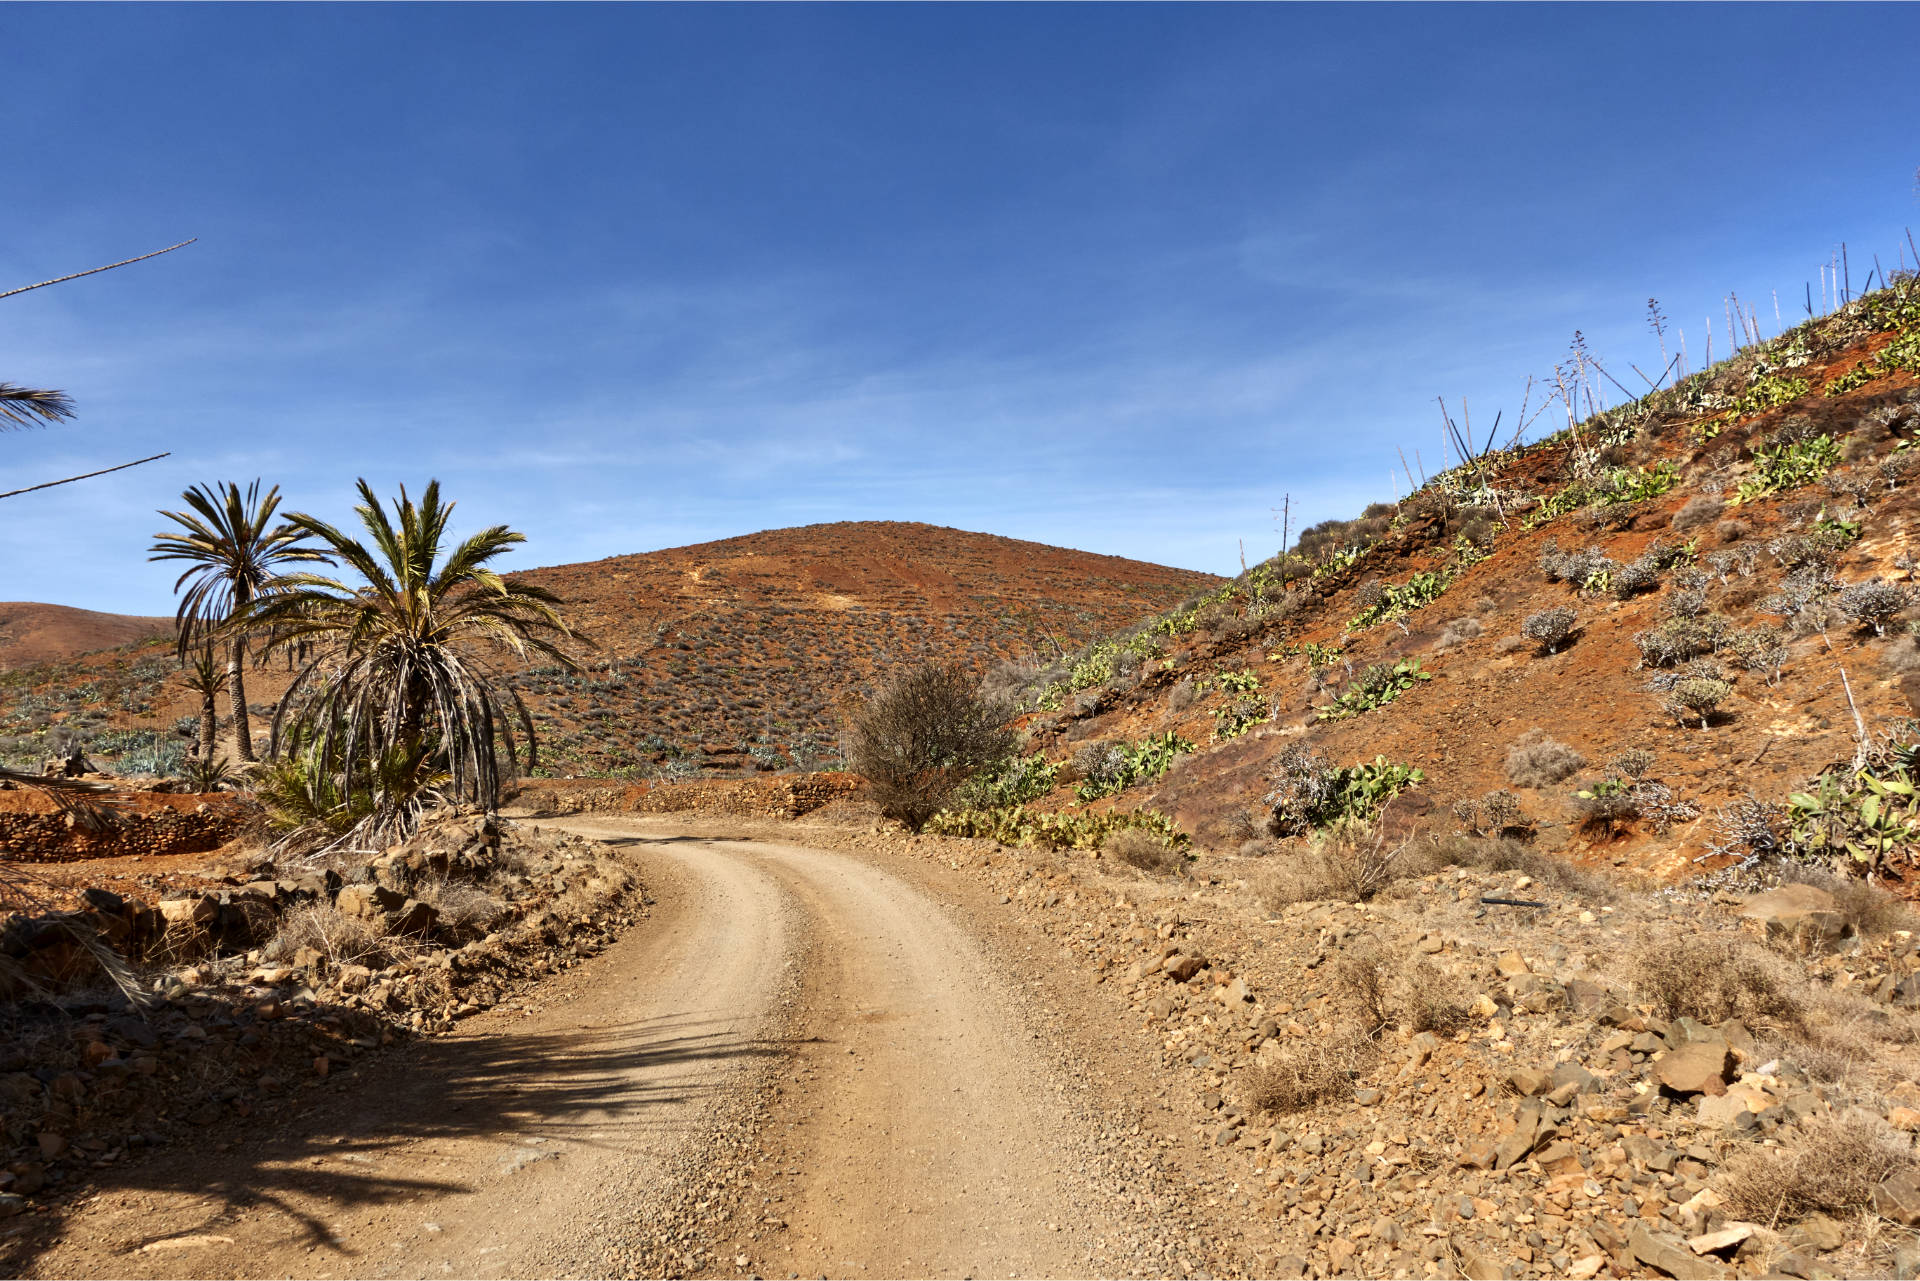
[228,637,254,762]
[199,688,217,761]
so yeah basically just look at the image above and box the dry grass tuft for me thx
[263,903,409,969]
[1104,827,1187,877]
[1632,935,1806,1033]
[1719,1112,1914,1223]
[1332,947,1469,1035]
[1245,1025,1377,1116]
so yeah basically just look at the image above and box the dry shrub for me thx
[1104,827,1186,877]
[418,877,505,937]
[263,902,406,969]
[1833,878,1916,936]
[1719,1113,1915,1222]
[1427,834,1618,902]
[1245,1025,1377,1116]
[1670,494,1725,532]
[845,661,1017,831]
[1332,948,1469,1035]
[1252,827,1434,908]
[1433,617,1484,652]
[1505,729,1586,788]
[1631,935,1806,1033]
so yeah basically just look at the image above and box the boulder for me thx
[1631,1222,1725,1279]
[157,895,216,928]
[335,883,406,921]
[390,899,439,936]
[1658,1039,1736,1096]
[1505,1065,1553,1097]
[1874,1169,1920,1226]
[1162,953,1205,982]
[1739,884,1849,943]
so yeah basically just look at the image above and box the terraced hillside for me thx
[0,522,1218,780]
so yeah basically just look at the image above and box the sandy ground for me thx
[18,820,1195,1280]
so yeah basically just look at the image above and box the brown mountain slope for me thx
[0,522,1218,779]
[977,280,1920,886]
[0,603,171,671]
[508,521,1219,775]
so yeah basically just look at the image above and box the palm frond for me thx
[0,383,76,428]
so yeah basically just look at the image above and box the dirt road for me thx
[22,821,1196,1280]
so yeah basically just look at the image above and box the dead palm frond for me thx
[150,481,330,761]
[246,479,587,845]
[0,383,76,429]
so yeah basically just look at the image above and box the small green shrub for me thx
[1348,569,1453,631]
[1073,731,1195,801]
[1316,659,1431,721]
[1521,606,1576,654]
[1736,434,1843,503]
[1265,746,1424,836]
[925,805,1188,852]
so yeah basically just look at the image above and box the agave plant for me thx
[245,479,583,844]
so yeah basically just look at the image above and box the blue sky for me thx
[4,4,1918,615]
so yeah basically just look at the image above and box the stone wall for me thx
[508,772,863,821]
[0,792,251,863]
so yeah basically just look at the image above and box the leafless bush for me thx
[1245,1025,1377,1116]
[845,662,1017,831]
[1719,1113,1914,1223]
[1433,617,1483,652]
[418,877,504,937]
[1453,789,1532,838]
[1168,678,1198,712]
[1521,606,1577,654]
[1426,833,1618,901]
[1105,827,1186,877]
[263,903,404,969]
[1333,947,1470,1035]
[1839,579,1915,636]
[1505,729,1585,788]
[1632,935,1806,1032]
[1706,544,1759,583]
[1314,826,1416,901]
[1670,495,1724,532]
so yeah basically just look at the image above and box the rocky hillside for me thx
[0,604,169,672]
[0,522,1217,781]
[957,275,1920,890]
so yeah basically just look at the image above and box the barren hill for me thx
[0,602,170,671]
[508,521,1219,775]
[0,521,1217,778]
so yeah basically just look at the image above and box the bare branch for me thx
[0,239,197,302]
[0,451,170,501]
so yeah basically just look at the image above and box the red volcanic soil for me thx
[0,603,171,671]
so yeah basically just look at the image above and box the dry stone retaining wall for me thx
[509,772,862,821]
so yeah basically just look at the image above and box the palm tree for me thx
[178,644,228,762]
[244,479,584,841]
[150,482,328,762]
